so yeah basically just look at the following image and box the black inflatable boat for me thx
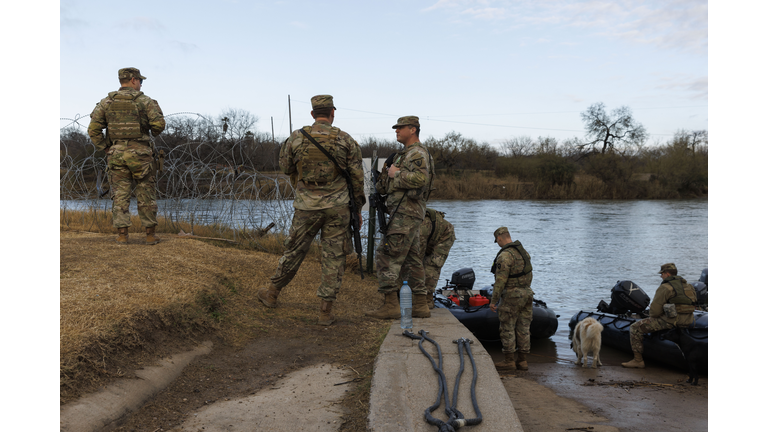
[570,279,708,373]
[433,268,559,342]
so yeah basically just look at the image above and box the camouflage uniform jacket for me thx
[490,241,534,305]
[375,142,433,220]
[419,209,455,259]
[88,87,165,151]
[649,276,697,327]
[280,120,365,211]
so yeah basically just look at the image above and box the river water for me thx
[62,197,707,363]
[427,199,708,363]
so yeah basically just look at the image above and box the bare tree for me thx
[501,136,535,157]
[579,103,648,154]
[219,108,259,141]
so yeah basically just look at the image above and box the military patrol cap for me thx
[493,226,509,242]
[658,263,677,274]
[118,67,147,81]
[311,95,335,110]
[392,116,420,129]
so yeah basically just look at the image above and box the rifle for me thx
[299,129,365,279]
[370,152,398,235]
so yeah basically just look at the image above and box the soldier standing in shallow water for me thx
[257,95,365,326]
[366,116,435,320]
[88,67,165,245]
[489,227,535,371]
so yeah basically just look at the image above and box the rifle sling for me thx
[299,128,352,186]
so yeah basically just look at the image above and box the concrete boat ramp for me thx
[61,309,522,431]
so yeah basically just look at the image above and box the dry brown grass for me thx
[60,208,319,257]
[428,172,665,200]
[60,210,387,418]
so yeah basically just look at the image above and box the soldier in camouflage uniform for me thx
[88,67,166,245]
[622,263,697,368]
[397,208,455,309]
[257,95,365,326]
[489,227,534,371]
[366,116,435,320]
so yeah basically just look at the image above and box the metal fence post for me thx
[366,152,378,274]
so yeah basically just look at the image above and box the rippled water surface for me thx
[428,199,708,360]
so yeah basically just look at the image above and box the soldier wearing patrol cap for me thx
[489,227,535,371]
[366,116,436,320]
[622,263,698,368]
[88,67,165,245]
[257,95,365,327]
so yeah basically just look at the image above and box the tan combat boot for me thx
[516,352,529,371]
[412,294,431,318]
[365,292,400,320]
[146,226,161,245]
[257,284,280,308]
[494,352,517,372]
[318,300,336,326]
[621,352,645,368]
[427,290,435,309]
[115,227,129,245]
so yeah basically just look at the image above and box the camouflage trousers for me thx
[395,252,449,295]
[270,206,351,302]
[629,317,675,354]
[424,237,454,294]
[497,290,533,354]
[376,213,426,295]
[107,143,158,228]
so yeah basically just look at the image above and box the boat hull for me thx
[569,310,708,373]
[435,297,559,342]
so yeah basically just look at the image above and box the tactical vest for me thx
[664,276,696,313]
[106,91,144,140]
[296,126,341,184]
[491,241,532,281]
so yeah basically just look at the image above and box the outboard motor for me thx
[437,268,476,307]
[448,267,475,290]
[699,268,708,287]
[596,280,650,315]
[692,281,708,306]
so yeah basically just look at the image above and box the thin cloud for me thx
[117,17,165,32]
[423,0,707,54]
[170,40,200,53]
[655,75,708,100]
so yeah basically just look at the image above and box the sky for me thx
[59,0,709,146]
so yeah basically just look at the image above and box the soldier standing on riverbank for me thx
[366,116,435,320]
[397,208,455,309]
[257,95,365,326]
[622,263,697,368]
[490,227,535,371]
[88,67,165,245]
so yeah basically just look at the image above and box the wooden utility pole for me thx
[271,117,275,142]
[288,95,292,133]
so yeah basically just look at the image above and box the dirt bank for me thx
[60,231,708,431]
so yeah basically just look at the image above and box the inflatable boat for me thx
[569,279,708,373]
[433,267,559,342]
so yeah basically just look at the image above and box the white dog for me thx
[572,317,604,368]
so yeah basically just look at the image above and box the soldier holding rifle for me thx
[366,116,435,320]
[258,95,365,326]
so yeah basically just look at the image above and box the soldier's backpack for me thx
[106,91,144,140]
[296,126,341,184]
